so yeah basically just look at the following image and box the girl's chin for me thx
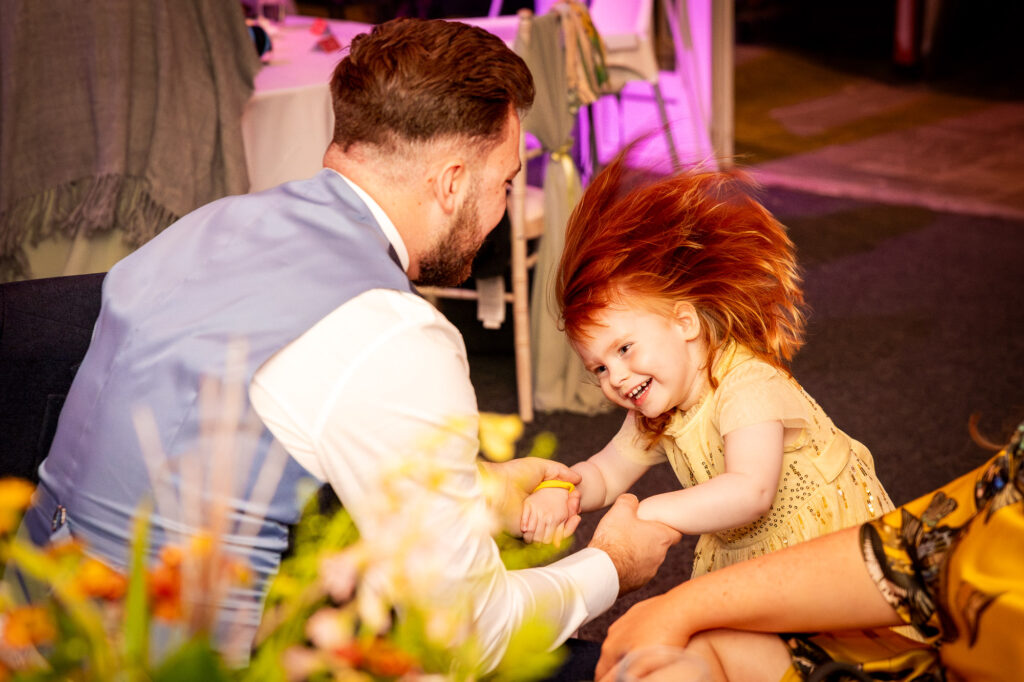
[632,399,666,419]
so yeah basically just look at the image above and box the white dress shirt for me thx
[249,172,617,672]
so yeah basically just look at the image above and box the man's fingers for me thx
[612,492,640,509]
[595,645,622,681]
[544,461,582,485]
[595,662,620,682]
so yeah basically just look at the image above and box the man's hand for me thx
[588,494,681,594]
[594,592,695,681]
[479,457,582,537]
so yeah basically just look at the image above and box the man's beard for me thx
[415,193,487,287]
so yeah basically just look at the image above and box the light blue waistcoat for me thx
[24,168,413,658]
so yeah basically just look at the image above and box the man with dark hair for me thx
[21,18,680,672]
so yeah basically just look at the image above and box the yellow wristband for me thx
[532,479,575,494]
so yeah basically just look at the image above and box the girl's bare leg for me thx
[685,629,792,681]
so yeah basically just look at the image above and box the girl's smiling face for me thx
[572,299,709,418]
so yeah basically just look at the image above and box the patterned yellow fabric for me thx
[613,343,894,577]
[782,421,1024,680]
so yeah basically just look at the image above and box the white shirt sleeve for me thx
[249,289,617,672]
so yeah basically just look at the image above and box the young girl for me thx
[521,157,895,578]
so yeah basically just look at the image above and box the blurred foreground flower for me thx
[2,606,55,649]
[0,344,569,680]
[478,413,524,462]
[0,479,34,535]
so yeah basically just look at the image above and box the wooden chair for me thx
[419,130,544,422]
[587,0,710,170]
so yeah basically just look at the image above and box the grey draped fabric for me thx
[515,8,611,415]
[0,0,260,280]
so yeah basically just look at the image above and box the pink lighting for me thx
[582,0,715,170]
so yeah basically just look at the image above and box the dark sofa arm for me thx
[0,273,105,483]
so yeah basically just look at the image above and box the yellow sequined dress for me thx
[614,343,895,577]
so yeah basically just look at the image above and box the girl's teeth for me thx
[628,379,650,399]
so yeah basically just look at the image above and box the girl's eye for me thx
[618,344,631,355]
[593,365,606,375]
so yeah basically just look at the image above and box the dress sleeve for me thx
[857,452,1005,638]
[250,289,618,673]
[716,363,811,437]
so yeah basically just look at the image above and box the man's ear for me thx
[673,301,702,341]
[432,157,468,214]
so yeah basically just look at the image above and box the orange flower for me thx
[159,545,183,569]
[44,538,85,560]
[73,557,128,601]
[326,638,418,678]
[148,546,183,622]
[148,562,182,622]
[0,479,35,511]
[2,606,55,648]
[361,638,417,678]
[0,478,35,534]
[330,642,363,668]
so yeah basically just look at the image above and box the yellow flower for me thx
[2,606,55,648]
[0,478,35,534]
[189,531,214,558]
[0,479,34,511]
[74,557,128,601]
[478,413,524,462]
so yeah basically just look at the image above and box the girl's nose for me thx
[609,362,630,388]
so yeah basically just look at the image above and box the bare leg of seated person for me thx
[684,629,792,682]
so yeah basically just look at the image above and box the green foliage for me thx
[151,637,230,682]
[494,532,570,572]
[122,505,151,678]
[525,432,558,460]
[488,619,566,682]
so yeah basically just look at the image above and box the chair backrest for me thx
[0,273,105,482]
[588,0,654,40]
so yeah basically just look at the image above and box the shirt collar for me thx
[330,169,410,273]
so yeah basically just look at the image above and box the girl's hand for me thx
[521,487,577,545]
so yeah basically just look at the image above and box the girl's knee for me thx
[687,630,790,682]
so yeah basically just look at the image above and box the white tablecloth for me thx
[240,15,529,193]
[241,17,373,192]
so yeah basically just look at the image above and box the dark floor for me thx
[450,183,1024,642]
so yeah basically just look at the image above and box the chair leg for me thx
[509,128,534,423]
[616,92,625,155]
[511,283,534,423]
[652,82,682,170]
[586,102,601,180]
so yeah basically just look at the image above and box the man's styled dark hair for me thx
[329,18,534,152]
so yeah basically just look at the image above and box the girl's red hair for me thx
[557,154,808,439]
